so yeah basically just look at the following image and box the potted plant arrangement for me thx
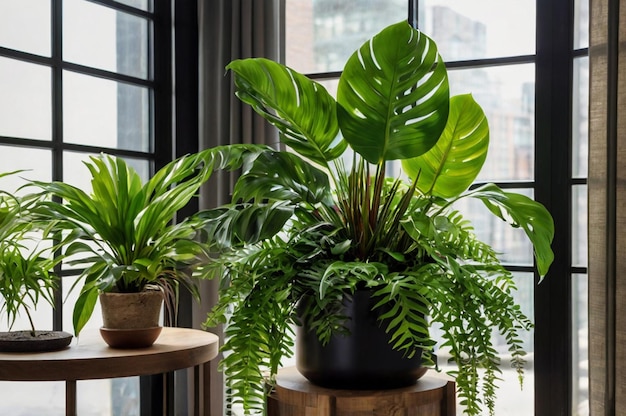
[0,171,70,352]
[198,21,554,416]
[31,153,212,347]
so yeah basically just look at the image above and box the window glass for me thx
[285,0,407,73]
[448,64,535,182]
[115,0,151,11]
[572,185,588,268]
[63,71,151,152]
[0,146,51,188]
[64,0,150,79]
[0,381,65,414]
[0,57,52,140]
[572,273,589,415]
[421,1,535,60]
[0,0,51,57]
[574,0,589,49]
[573,57,589,179]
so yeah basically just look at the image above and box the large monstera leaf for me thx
[227,58,345,167]
[403,94,489,198]
[337,21,450,164]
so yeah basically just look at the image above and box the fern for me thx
[201,22,554,416]
[208,239,296,414]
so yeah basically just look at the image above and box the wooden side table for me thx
[267,366,456,416]
[0,327,219,416]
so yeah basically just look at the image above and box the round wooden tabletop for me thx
[274,365,450,395]
[0,327,219,382]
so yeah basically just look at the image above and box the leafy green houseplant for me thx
[199,21,554,415]
[0,172,69,351]
[31,153,212,337]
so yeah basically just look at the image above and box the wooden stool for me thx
[267,366,456,416]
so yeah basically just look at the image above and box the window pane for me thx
[574,0,589,49]
[0,381,65,415]
[572,185,588,268]
[78,378,140,415]
[572,273,589,415]
[0,0,51,56]
[285,0,406,73]
[63,0,150,79]
[421,1,535,60]
[573,57,589,179]
[115,0,151,11]
[63,71,151,152]
[0,146,51,188]
[0,57,52,140]
[448,64,535,182]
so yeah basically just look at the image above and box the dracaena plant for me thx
[198,21,555,415]
[31,153,213,335]
[0,172,63,336]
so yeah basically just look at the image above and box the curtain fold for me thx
[588,0,626,414]
[196,1,283,414]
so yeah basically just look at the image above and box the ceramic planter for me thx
[296,289,425,389]
[98,289,163,348]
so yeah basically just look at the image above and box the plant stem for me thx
[25,308,36,337]
[370,162,386,231]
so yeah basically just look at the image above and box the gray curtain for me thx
[588,0,626,414]
[196,1,283,414]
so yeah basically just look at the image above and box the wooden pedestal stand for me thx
[267,366,456,416]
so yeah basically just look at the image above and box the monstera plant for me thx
[199,21,554,415]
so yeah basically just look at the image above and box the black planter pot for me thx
[296,289,424,390]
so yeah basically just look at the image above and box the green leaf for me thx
[337,21,449,163]
[199,202,294,248]
[468,183,555,277]
[403,94,489,198]
[233,150,333,206]
[227,58,345,166]
[73,286,99,336]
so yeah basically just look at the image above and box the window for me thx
[285,1,589,415]
[0,0,177,414]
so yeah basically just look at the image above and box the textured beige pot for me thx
[99,289,163,330]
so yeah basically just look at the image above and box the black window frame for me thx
[0,0,199,414]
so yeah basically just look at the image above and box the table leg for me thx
[193,363,212,416]
[66,380,77,416]
[193,366,200,416]
[203,362,211,416]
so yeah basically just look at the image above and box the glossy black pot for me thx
[296,289,423,390]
